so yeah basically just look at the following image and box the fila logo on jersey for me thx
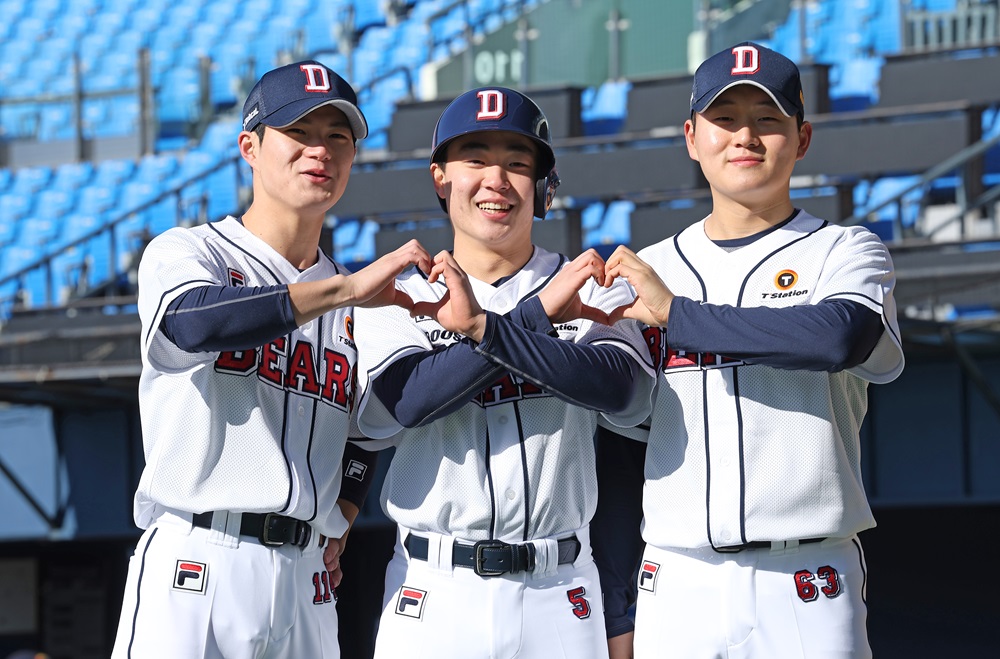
[300,64,331,92]
[395,586,427,619]
[731,45,760,75]
[172,560,208,594]
[345,459,367,481]
[477,90,506,120]
[229,268,246,287]
[215,338,355,410]
[638,561,659,592]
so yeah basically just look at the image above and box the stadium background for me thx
[0,0,999,656]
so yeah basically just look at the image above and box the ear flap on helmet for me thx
[534,168,560,219]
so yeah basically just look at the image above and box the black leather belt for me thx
[404,533,581,577]
[192,512,313,548]
[714,537,826,553]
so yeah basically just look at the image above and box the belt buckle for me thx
[473,539,509,577]
[258,513,285,547]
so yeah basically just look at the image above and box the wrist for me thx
[466,312,488,343]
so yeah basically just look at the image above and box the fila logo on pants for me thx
[638,561,659,593]
[395,586,427,619]
[172,560,208,594]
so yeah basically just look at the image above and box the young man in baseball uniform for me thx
[352,87,656,658]
[111,60,432,659]
[596,42,905,658]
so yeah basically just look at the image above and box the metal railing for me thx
[0,154,248,322]
[904,0,1000,52]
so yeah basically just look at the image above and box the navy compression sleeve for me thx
[592,424,646,638]
[475,309,639,414]
[372,296,583,428]
[163,284,298,352]
[373,340,505,428]
[666,298,884,372]
[372,297,608,428]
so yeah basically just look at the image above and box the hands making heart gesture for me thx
[411,245,676,338]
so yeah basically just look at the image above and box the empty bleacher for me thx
[1,0,999,322]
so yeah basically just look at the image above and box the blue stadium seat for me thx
[348,0,386,32]
[175,150,221,183]
[1,101,40,138]
[203,161,241,221]
[33,189,76,221]
[585,200,633,251]
[199,120,241,156]
[93,159,136,189]
[10,166,52,196]
[12,16,46,42]
[52,13,91,41]
[208,42,251,109]
[120,181,158,213]
[0,245,37,279]
[102,97,141,138]
[16,216,61,250]
[58,213,105,249]
[157,68,200,124]
[135,153,180,184]
[127,7,162,33]
[582,79,631,136]
[51,162,95,191]
[0,193,32,224]
[335,219,378,265]
[37,104,76,142]
[76,185,118,216]
[203,2,239,26]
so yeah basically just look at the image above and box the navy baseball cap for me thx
[242,60,368,139]
[690,42,804,118]
[430,87,555,175]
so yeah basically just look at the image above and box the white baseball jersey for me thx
[134,216,355,539]
[637,211,904,550]
[355,246,654,543]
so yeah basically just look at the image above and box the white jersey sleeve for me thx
[810,225,904,383]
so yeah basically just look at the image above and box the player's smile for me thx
[476,199,514,216]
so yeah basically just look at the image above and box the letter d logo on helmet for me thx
[431,87,560,218]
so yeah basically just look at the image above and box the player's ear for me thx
[796,120,812,161]
[683,117,699,162]
[430,162,448,206]
[238,131,257,165]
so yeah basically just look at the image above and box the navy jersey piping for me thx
[126,526,158,658]
[485,425,497,539]
[734,368,747,544]
[515,401,531,542]
[736,220,828,305]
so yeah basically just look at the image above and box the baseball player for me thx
[595,42,906,658]
[351,87,656,658]
[110,60,431,659]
